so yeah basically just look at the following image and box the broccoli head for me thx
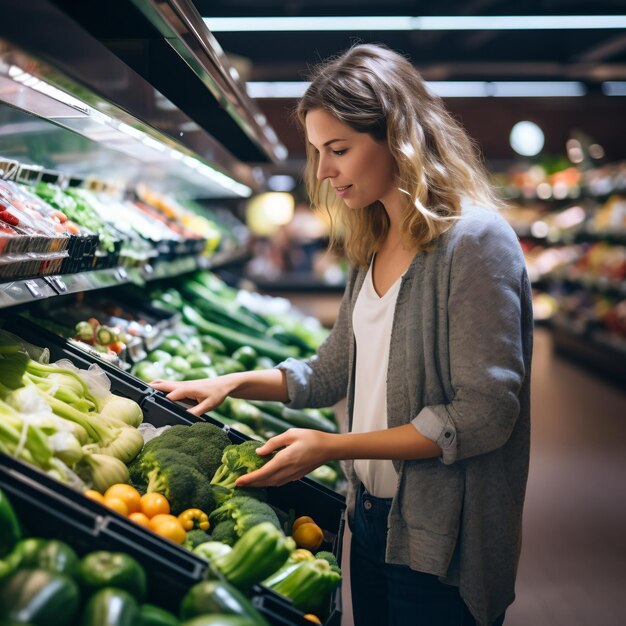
[175,421,231,478]
[134,421,229,482]
[315,551,338,568]
[208,496,281,541]
[210,520,238,546]
[145,449,215,515]
[183,529,212,551]
[210,441,272,500]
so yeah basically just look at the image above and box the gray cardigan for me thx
[278,203,533,625]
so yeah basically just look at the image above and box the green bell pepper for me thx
[77,551,147,602]
[0,568,80,626]
[138,603,180,626]
[79,587,139,626]
[0,487,21,559]
[8,538,79,577]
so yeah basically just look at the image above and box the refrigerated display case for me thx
[0,3,345,624]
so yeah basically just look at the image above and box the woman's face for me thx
[305,108,397,210]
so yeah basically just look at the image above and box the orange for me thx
[84,489,105,504]
[149,514,186,544]
[128,512,151,528]
[104,496,129,517]
[292,521,324,552]
[140,492,170,518]
[104,484,141,514]
[292,515,315,532]
[304,615,322,624]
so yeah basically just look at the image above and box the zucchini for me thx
[182,306,298,363]
[179,580,269,625]
[180,617,258,626]
[250,401,338,433]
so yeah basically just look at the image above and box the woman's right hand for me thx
[149,376,235,416]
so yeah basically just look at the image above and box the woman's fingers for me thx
[149,379,175,391]
[165,385,193,401]
[256,432,290,455]
[188,396,218,416]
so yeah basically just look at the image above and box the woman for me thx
[152,44,532,626]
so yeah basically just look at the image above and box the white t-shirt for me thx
[352,259,402,498]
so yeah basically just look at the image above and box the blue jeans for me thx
[350,485,505,626]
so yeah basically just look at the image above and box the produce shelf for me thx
[0,316,346,625]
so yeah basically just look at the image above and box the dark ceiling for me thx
[195,0,626,165]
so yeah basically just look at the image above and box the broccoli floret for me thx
[134,422,230,482]
[176,422,231,478]
[315,551,338,568]
[210,520,238,546]
[210,441,272,498]
[183,529,212,550]
[145,449,215,515]
[208,496,281,541]
[230,486,268,503]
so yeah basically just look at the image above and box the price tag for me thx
[49,276,67,293]
[24,280,43,298]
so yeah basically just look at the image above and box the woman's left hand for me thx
[236,428,333,488]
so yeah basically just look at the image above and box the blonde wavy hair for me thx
[297,44,503,267]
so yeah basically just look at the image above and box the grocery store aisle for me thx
[338,327,626,626]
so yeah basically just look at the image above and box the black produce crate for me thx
[1,317,346,625]
[0,315,151,404]
[0,453,206,614]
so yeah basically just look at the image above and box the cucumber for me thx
[250,401,338,433]
[182,306,298,363]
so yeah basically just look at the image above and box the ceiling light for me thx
[248,81,587,99]
[205,15,626,33]
[510,121,545,156]
[602,81,626,95]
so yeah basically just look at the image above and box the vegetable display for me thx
[0,487,342,624]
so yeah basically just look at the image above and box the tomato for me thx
[149,515,186,544]
[128,512,151,528]
[104,496,129,517]
[84,489,105,504]
[104,484,141,514]
[140,493,170,518]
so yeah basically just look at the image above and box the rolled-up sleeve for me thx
[412,215,530,465]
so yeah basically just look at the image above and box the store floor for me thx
[337,327,626,626]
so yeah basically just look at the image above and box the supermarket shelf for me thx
[253,273,347,294]
[0,250,249,309]
[551,323,626,386]
[0,276,57,308]
[0,0,264,197]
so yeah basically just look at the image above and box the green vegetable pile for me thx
[1,486,276,625]
[0,331,144,492]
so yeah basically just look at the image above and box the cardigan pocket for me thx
[399,459,465,537]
